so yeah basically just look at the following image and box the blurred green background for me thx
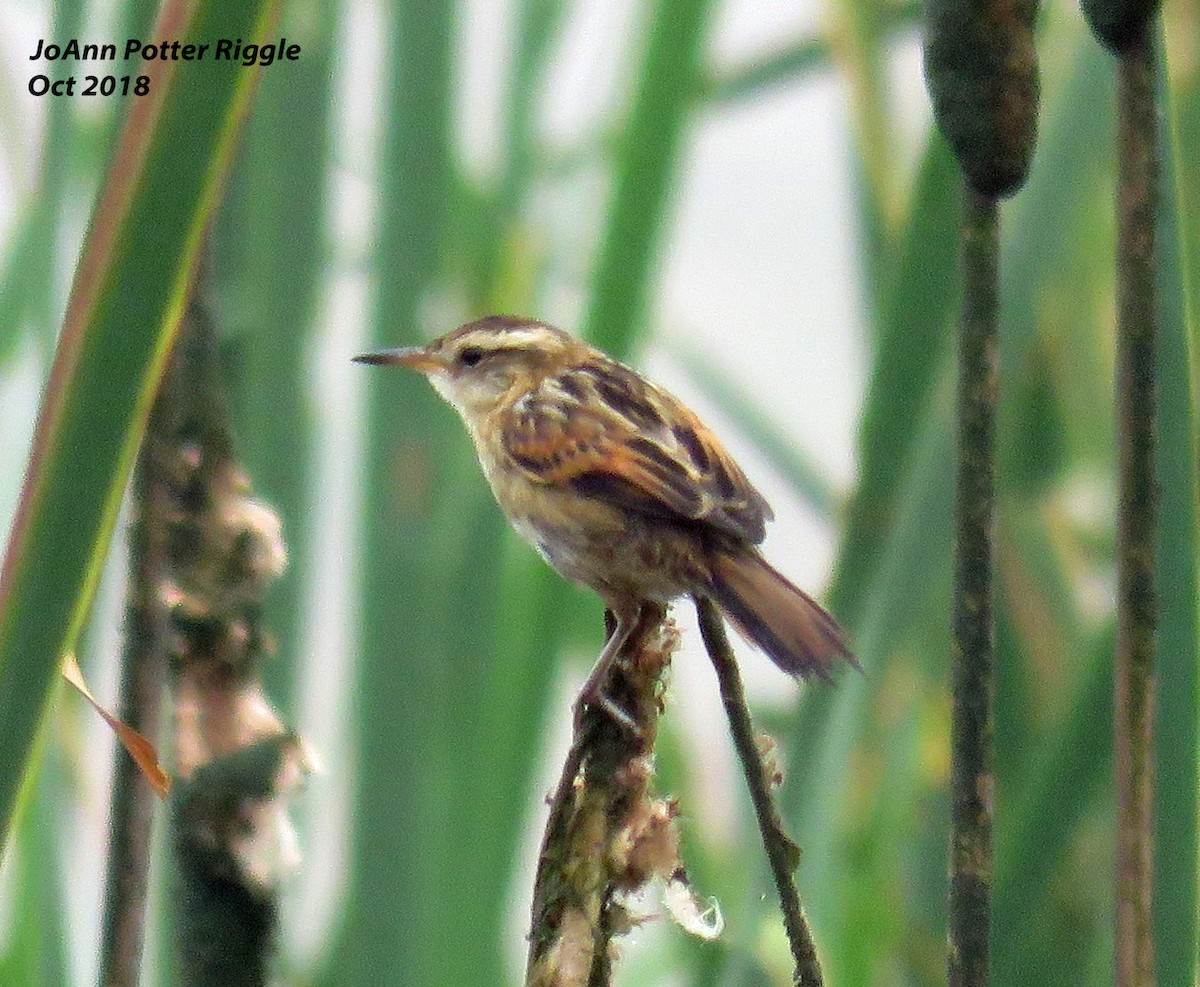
[0,0,1197,985]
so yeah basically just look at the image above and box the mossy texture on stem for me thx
[923,0,1040,197]
[154,298,309,987]
[527,607,702,986]
[174,736,301,987]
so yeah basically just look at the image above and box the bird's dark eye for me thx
[458,346,485,367]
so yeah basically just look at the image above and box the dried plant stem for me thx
[949,183,998,987]
[1113,27,1158,987]
[153,296,306,987]
[526,604,677,987]
[98,429,170,987]
[695,597,823,987]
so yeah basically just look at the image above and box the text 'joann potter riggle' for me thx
[30,37,300,67]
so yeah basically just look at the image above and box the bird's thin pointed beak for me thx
[352,346,442,373]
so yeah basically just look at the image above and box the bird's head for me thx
[354,315,583,418]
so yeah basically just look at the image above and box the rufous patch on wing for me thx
[501,358,771,543]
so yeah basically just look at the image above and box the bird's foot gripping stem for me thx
[573,602,667,739]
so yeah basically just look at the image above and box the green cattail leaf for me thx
[0,0,282,848]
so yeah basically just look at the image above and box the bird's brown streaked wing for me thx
[500,361,772,543]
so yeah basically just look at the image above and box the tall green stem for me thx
[949,185,998,987]
[1112,29,1158,987]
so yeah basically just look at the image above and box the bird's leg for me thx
[574,603,643,735]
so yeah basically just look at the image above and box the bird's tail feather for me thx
[707,550,856,680]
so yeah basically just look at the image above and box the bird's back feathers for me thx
[500,358,772,543]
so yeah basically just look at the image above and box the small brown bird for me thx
[356,315,854,723]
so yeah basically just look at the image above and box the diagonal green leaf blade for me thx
[0,0,283,847]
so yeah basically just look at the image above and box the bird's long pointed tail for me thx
[706,550,857,680]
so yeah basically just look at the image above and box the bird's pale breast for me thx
[480,442,704,606]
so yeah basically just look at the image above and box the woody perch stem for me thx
[949,184,997,987]
[526,605,683,987]
[696,598,823,987]
[1113,29,1158,987]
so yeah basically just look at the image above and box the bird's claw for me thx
[574,689,644,741]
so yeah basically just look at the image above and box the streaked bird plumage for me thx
[356,315,855,721]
